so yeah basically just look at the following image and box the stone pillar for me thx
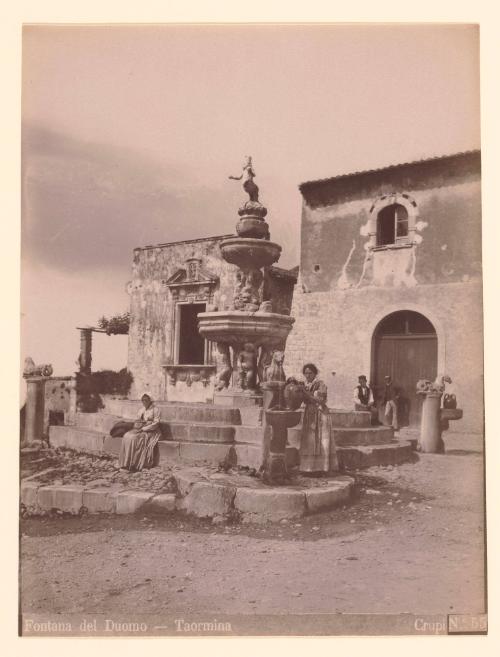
[24,377,47,444]
[66,377,78,425]
[419,393,443,453]
[78,328,93,374]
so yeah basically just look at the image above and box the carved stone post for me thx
[24,377,47,444]
[78,328,93,374]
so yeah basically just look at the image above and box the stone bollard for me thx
[24,377,47,444]
[419,392,444,453]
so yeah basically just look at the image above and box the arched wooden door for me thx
[372,311,438,428]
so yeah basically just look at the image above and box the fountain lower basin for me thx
[198,310,294,347]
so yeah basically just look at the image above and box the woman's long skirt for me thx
[118,430,161,470]
[299,405,339,474]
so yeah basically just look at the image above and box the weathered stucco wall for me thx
[299,153,481,293]
[286,152,483,433]
[127,236,235,400]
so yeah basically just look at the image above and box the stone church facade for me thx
[285,150,482,433]
[126,150,482,434]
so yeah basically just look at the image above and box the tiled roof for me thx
[298,149,481,192]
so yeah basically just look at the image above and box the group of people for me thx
[353,374,400,431]
[116,366,400,475]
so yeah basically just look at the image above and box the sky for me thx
[21,24,480,382]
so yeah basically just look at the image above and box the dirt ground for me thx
[19,431,486,636]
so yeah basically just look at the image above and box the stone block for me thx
[332,427,394,446]
[181,482,236,518]
[305,480,353,513]
[178,442,232,465]
[158,441,181,463]
[149,494,176,513]
[329,410,371,428]
[162,422,189,441]
[49,426,106,454]
[103,435,122,456]
[188,423,235,444]
[238,406,263,426]
[76,412,122,433]
[83,488,116,513]
[174,469,204,496]
[54,486,85,514]
[338,442,413,469]
[234,443,262,470]
[285,446,300,468]
[115,491,154,514]
[20,481,40,507]
[234,425,265,445]
[103,400,241,425]
[234,487,306,520]
[37,486,60,511]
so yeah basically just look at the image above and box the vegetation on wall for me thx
[77,368,133,397]
[97,312,130,335]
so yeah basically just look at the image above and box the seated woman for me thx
[299,363,339,474]
[118,393,162,471]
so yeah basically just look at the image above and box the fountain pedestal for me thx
[262,409,302,484]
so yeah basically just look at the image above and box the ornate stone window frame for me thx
[367,193,419,251]
[162,260,219,382]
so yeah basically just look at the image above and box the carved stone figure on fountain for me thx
[263,350,286,385]
[261,349,286,411]
[238,343,258,390]
[214,343,233,391]
[233,268,263,312]
[229,156,260,203]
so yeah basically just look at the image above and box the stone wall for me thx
[286,152,483,433]
[127,235,234,400]
[285,281,483,433]
[43,376,75,430]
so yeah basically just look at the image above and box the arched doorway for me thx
[372,310,438,428]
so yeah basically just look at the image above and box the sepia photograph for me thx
[19,22,487,638]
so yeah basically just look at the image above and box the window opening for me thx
[178,303,206,365]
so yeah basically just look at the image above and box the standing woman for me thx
[118,393,162,471]
[299,363,339,474]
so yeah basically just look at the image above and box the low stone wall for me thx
[21,470,354,523]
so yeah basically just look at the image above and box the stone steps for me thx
[98,400,371,428]
[328,409,372,428]
[49,425,413,470]
[288,425,394,447]
[99,399,242,425]
[338,442,414,469]
[75,412,235,444]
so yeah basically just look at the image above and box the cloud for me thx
[21,123,235,272]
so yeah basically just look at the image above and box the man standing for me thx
[353,375,378,425]
[382,374,400,431]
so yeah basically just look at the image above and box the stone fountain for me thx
[198,157,295,406]
[198,157,300,482]
[416,375,463,453]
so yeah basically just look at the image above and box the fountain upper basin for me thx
[220,237,282,269]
